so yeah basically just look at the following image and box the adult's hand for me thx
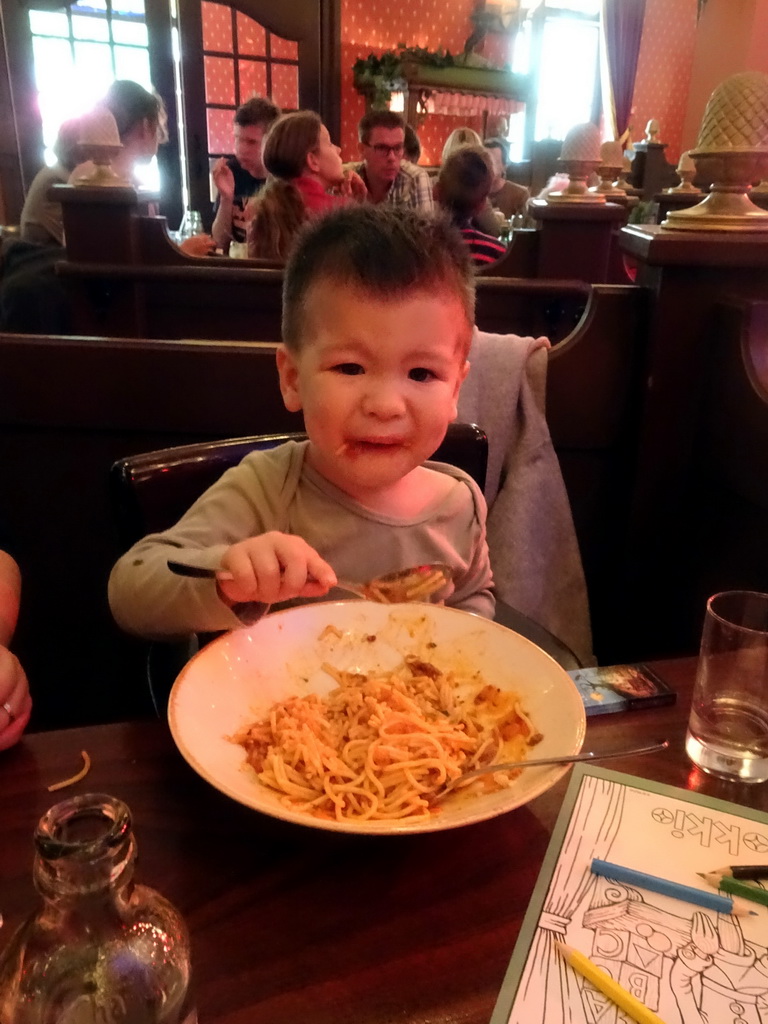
[178,233,216,257]
[0,645,31,751]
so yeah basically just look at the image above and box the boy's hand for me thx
[217,532,337,606]
[212,158,235,202]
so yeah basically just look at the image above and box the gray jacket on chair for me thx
[458,329,594,666]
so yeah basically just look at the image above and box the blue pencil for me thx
[591,859,757,916]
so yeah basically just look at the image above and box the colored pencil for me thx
[698,872,768,909]
[706,864,768,880]
[591,859,757,916]
[554,942,666,1024]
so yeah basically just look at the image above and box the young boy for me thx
[435,146,507,267]
[211,95,281,252]
[108,206,494,640]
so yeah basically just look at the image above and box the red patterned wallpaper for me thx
[338,0,700,167]
[198,0,699,169]
[630,0,698,164]
[340,0,501,164]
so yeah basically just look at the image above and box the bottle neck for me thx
[33,793,136,904]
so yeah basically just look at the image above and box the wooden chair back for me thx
[110,423,489,548]
[475,276,591,344]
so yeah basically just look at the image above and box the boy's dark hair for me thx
[358,109,405,145]
[282,205,474,353]
[484,136,509,165]
[235,95,281,129]
[437,145,494,221]
[403,123,421,163]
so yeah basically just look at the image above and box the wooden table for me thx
[2,658,767,1024]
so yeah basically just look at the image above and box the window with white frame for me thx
[28,0,157,185]
[508,0,601,162]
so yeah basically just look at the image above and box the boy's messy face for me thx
[277,282,471,505]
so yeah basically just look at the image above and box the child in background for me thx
[247,110,366,261]
[211,94,281,253]
[109,205,494,640]
[435,146,507,267]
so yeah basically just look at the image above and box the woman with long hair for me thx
[440,126,483,165]
[248,111,365,260]
[71,80,167,187]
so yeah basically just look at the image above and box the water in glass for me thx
[687,694,768,783]
[686,590,768,783]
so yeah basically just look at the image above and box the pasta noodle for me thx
[232,657,542,823]
[47,750,92,792]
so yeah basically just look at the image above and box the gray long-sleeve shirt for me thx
[109,439,494,640]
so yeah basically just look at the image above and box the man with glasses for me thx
[353,111,434,213]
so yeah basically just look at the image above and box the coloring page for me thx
[494,768,768,1024]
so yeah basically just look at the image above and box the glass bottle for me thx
[0,793,196,1024]
[177,209,203,242]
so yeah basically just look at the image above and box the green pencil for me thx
[702,874,768,909]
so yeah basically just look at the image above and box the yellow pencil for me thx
[554,941,667,1024]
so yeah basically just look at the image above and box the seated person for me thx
[20,118,81,246]
[404,123,422,165]
[211,95,281,253]
[351,110,434,213]
[0,544,31,750]
[435,146,507,268]
[108,205,493,640]
[71,79,167,188]
[484,137,530,220]
[247,110,365,261]
[440,127,483,165]
[0,237,73,334]
[438,127,509,237]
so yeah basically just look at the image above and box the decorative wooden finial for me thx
[666,151,701,194]
[664,71,768,231]
[72,107,126,186]
[546,123,605,205]
[644,119,660,143]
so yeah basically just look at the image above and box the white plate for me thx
[168,602,586,835]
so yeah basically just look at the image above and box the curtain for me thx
[602,0,647,140]
[508,776,625,1024]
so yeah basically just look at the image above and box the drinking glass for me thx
[686,590,768,782]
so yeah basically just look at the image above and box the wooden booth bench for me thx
[47,185,633,344]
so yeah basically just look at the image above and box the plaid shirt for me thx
[353,160,435,214]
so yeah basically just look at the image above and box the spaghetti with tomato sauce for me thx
[232,655,542,822]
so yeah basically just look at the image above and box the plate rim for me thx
[167,602,587,835]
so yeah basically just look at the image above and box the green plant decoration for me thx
[353,43,457,108]
[352,42,502,108]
